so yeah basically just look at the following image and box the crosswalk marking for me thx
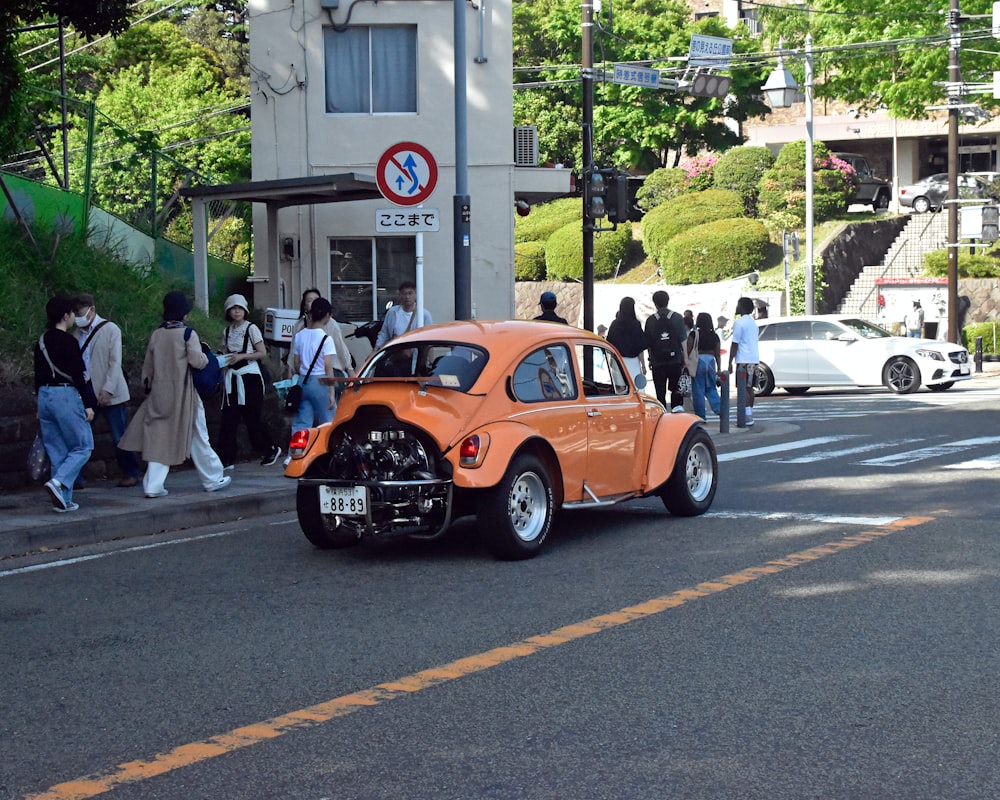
[716,436,853,462]
[858,435,1000,466]
[773,438,926,464]
[943,453,1000,470]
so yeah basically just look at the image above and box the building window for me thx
[330,237,416,323]
[324,26,417,114]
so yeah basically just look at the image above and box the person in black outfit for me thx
[606,296,647,380]
[643,290,688,412]
[534,291,568,324]
[34,295,97,512]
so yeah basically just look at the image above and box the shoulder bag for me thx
[284,334,327,414]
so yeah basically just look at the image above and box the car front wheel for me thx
[478,454,554,560]
[874,192,890,210]
[297,484,361,549]
[660,427,717,517]
[912,196,931,214]
[753,364,775,397]
[883,357,920,394]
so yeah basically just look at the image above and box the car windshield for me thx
[839,318,893,339]
[362,341,488,392]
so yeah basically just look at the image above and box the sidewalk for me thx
[2,362,995,560]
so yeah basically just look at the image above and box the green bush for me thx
[756,260,826,317]
[514,196,580,243]
[963,321,1000,355]
[757,140,854,225]
[545,221,632,281]
[713,146,775,216]
[660,218,769,285]
[642,189,745,268]
[923,249,1000,278]
[514,241,547,281]
[634,168,691,212]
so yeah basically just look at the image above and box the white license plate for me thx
[319,485,368,516]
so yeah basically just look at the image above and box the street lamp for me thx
[763,35,815,315]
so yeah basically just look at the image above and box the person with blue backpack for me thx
[120,291,231,498]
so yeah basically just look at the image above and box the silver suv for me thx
[834,152,892,211]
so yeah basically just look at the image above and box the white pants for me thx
[142,397,224,494]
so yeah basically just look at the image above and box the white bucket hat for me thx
[224,293,250,315]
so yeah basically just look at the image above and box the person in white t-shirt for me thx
[289,297,338,434]
[727,297,760,427]
[375,281,433,347]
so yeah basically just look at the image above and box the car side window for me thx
[512,345,577,403]
[811,321,843,341]
[575,344,630,397]
[772,321,810,341]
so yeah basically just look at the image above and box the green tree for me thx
[713,145,775,215]
[513,0,770,171]
[757,140,854,225]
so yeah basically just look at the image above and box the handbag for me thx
[284,334,327,415]
[677,368,693,398]
[27,430,50,482]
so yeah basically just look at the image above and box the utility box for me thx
[264,308,300,343]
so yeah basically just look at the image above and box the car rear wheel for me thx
[784,386,810,395]
[873,191,890,211]
[928,381,955,392]
[912,196,931,214]
[753,364,775,397]
[883,357,920,394]
[297,484,361,549]
[478,454,554,560]
[660,426,717,516]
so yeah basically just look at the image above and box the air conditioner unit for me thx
[514,126,539,167]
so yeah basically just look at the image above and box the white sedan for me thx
[753,316,971,395]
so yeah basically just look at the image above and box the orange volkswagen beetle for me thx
[287,320,717,560]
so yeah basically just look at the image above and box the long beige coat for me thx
[120,326,208,465]
[77,317,130,404]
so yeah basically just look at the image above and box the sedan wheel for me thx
[883,356,920,394]
[912,196,931,214]
[660,427,717,517]
[478,454,554,560]
[753,364,775,397]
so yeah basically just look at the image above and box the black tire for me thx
[928,381,955,392]
[296,484,361,549]
[753,364,775,397]
[784,386,810,395]
[873,191,890,211]
[660,427,717,517]
[883,356,920,394]
[478,454,554,560]
[912,196,931,214]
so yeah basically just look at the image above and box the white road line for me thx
[773,438,927,464]
[944,453,1000,470]
[706,510,904,526]
[859,435,1000,466]
[717,436,855,462]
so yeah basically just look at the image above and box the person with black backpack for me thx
[643,290,689,412]
[217,294,281,470]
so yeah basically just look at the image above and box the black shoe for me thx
[260,446,282,467]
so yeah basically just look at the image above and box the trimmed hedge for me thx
[757,140,854,224]
[514,241,547,281]
[660,218,770,285]
[713,146,775,216]
[634,167,691,212]
[642,189,745,268]
[924,249,1000,278]
[963,321,1000,355]
[514,196,580,244]
[545,220,633,281]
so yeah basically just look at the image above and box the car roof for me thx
[756,315,860,325]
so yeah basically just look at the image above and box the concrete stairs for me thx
[837,213,948,319]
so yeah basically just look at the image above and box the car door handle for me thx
[587,409,602,417]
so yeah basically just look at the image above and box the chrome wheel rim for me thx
[685,442,714,503]
[887,360,916,392]
[507,471,547,542]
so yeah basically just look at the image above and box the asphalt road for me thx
[3,381,999,800]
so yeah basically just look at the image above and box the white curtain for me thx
[324,26,416,114]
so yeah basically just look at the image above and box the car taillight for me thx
[289,428,311,457]
[459,433,489,467]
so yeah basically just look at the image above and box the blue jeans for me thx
[290,377,335,434]
[692,354,721,420]
[103,402,141,479]
[38,386,94,504]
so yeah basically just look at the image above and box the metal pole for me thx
[59,18,69,190]
[804,34,815,315]
[453,0,472,320]
[947,0,961,344]
[581,0,595,334]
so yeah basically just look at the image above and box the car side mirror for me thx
[837,332,856,342]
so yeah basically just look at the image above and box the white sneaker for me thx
[671,405,685,413]
[145,489,169,499]
[206,475,232,493]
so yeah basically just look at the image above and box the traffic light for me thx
[585,168,629,224]
[687,71,732,99]
[982,205,998,244]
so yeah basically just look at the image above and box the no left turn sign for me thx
[376,141,439,207]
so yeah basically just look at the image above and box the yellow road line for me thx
[26,515,932,800]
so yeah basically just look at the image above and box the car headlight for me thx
[915,349,944,361]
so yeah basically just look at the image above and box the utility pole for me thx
[581,0,596,334]
[947,0,961,343]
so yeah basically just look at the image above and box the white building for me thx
[216,0,569,326]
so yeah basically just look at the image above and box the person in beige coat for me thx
[73,293,141,487]
[120,291,231,498]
